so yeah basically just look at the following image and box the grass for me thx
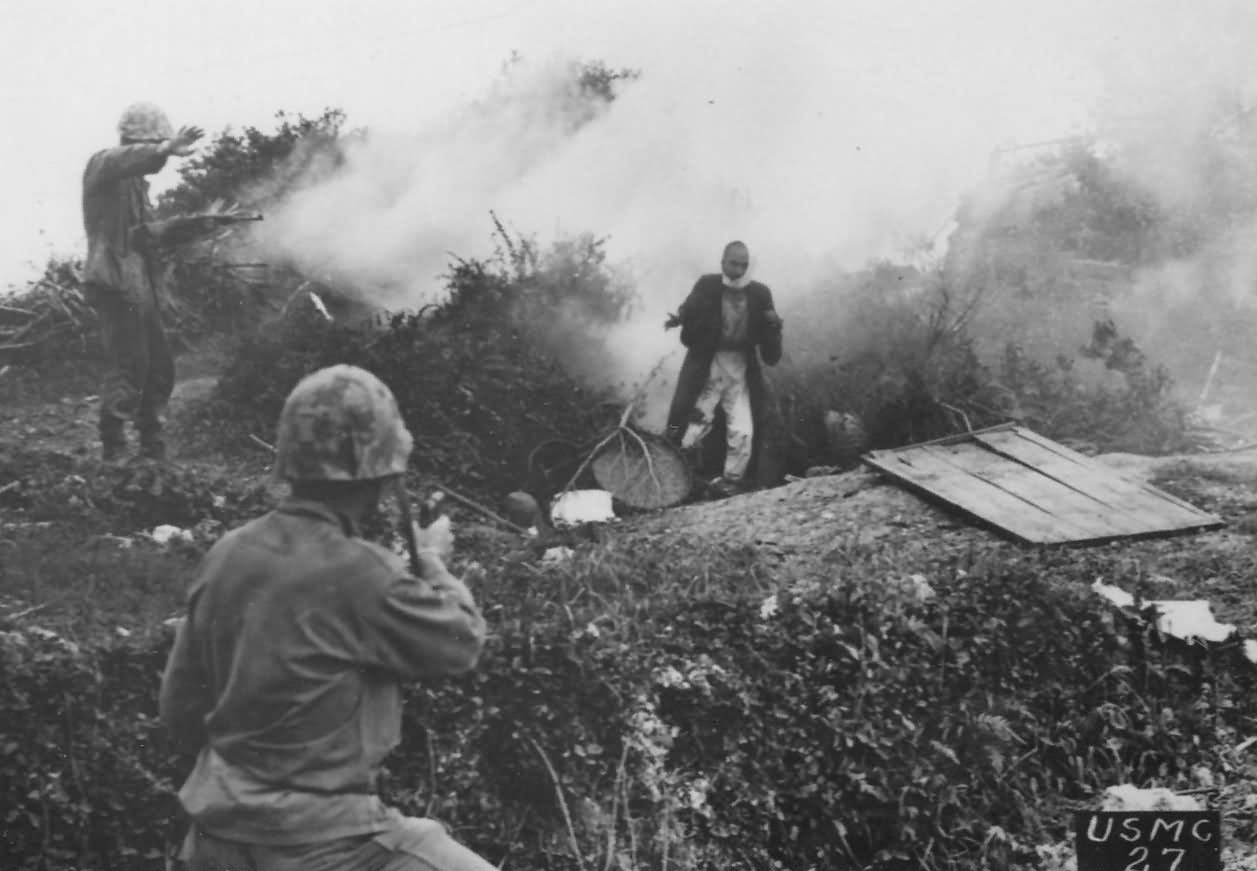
[7,459,1257,868]
[0,517,196,641]
[9,349,1257,868]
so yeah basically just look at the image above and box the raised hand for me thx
[166,125,205,157]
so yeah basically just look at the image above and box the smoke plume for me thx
[246,1,1257,426]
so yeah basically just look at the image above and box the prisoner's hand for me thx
[413,514,454,562]
[166,126,205,157]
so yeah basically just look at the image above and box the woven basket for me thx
[591,432,692,510]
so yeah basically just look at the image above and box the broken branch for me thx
[248,434,276,453]
[429,481,531,535]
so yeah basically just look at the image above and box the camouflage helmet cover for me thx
[117,102,174,142]
[274,365,414,481]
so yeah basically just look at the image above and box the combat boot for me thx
[100,419,127,465]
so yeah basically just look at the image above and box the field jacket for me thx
[81,143,167,303]
[160,499,487,846]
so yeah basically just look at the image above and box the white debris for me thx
[115,627,131,638]
[908,573,936,601]
[683,777,710,810]
[162,616,186,630]
[1092,580,1135,608]
[759,593,779,620]
[103,534,135,549]
[1101,784,1203,812]
[541,546,574,565]
[149,525,194,545]
[1245,640,1257,664]
[1092,581,1237,643]
[26,626,80,656]
[308,291,333,321]
[1151,601,1236,644]
[550,490,616,527]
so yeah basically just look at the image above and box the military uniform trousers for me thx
[89,285,175,456]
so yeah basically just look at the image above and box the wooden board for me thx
[863,425,1225,546]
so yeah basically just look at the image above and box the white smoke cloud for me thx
[1075,1,1257,406]
[248,39,1049,414]
[241,0,1257,426]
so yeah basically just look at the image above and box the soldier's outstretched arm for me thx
[86,126,203,186]
[84,144,170,185]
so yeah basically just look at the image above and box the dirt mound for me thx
[623,468,978,579]
[616,449,1257,586]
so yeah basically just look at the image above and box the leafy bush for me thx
[4,532,1254,870]
[777,263,1193,458]
[195,223,640,499]
[0,446,270,532]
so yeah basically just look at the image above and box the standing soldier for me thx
[160,364,497,870]
[82,103,203,463]
[665,240,785,495]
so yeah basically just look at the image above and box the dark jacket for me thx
[665,274,787,487]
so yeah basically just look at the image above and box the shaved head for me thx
[723,240,748,258]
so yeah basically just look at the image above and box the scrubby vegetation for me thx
[8,524,1257,870]
[10,55,1257,871]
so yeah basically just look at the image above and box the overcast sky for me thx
[1,0,1250,293]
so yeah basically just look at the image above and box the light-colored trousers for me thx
[681,350,754,480]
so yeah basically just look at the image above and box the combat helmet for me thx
[117,102,174,143]
[274,365,414,481]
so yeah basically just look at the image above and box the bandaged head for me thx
[721,241,751,289]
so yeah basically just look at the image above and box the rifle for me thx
[132,210,264,250]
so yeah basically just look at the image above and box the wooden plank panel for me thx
[969,430,1173,531]
[864,425,1223,545]
[918,443,1145,539]
[974,429,1221,530]
[865,447,1084,544]
[983,429,1171,508]
[1010,427,1223,521]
